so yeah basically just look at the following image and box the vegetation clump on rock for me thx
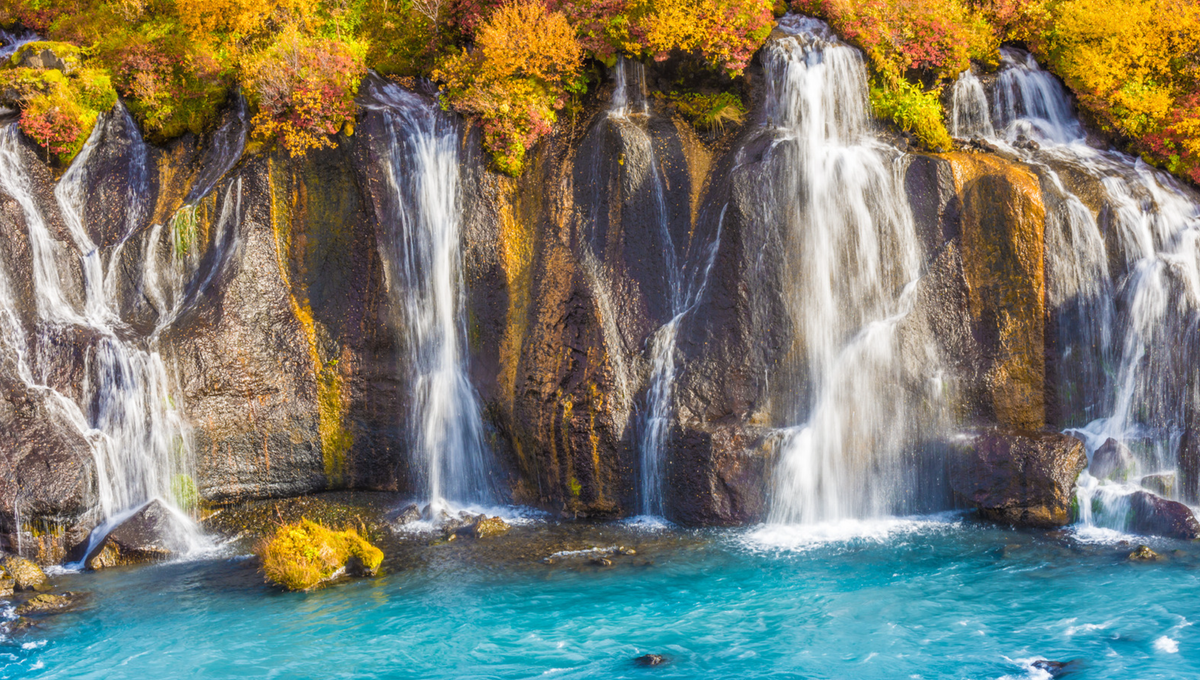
[0,0,1195,183]
[259,519,383,591]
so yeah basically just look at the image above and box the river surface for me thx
[1,516,1196,679]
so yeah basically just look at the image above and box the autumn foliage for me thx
[435,1,583,175]
[1036,0,1200,182]
[0,0,1197,182]
[243,28,367,156]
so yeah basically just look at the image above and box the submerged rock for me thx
[1091,439,1135,481]
[1128,545,1160,561]
[634,654,669,667]
[949,430,1087,528]
[1129,491,1200,540]
[1,555,48,592]
[1031,659,1079,677]
[14,592,75,615]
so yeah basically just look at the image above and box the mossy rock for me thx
[1128,544,1160,561]
[1,555,48,592]
[259,519,384,591]
[11,42,82,74]
[14,592,76,615]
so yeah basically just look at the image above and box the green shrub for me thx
[869,76,953,150]
[0,58,117,163]
[242,27,367,157]
[670,90,746,133]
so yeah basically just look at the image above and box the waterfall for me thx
[605,59,685,517]
[0,117,204,556]
[992,48,1083,145]
[365,81,494,512]
[950,69,994,139]
[953,49,1200,532]
[765,17,945,525]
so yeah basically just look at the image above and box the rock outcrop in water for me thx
[948,431,1088,528]
[2,17,1199,558]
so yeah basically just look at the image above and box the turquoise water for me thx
[3,516,1197,679]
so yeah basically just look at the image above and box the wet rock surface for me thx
[2,554,48,591]
[634,654,669,666]
[70,500,196,569]
[1091,439,1135,481]
[1128,491,1200,540]
[1128,544,1160,561]
[949,430,1088,528]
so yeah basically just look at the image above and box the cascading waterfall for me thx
[366,81,494,512]
[0,116,203,557]
[949,69,994,140]
[953,49,1200,533]
[606,59,685,517]
[765,17,945,526]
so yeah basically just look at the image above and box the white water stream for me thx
[765,17,946,525]
[366,82,494,513]
[0,114,206,557]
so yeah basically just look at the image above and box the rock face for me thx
[949,430,1088,527]
[76,500,194,568]
[0,58,1188,535]
[1129,491,1200,540]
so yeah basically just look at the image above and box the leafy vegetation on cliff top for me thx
[0,0,1197,183]
[801,0,1200,181]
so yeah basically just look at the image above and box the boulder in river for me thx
[69,499,194,569]
[1,555,48,592]
[1091,439,1135,481]
[1129,491,1200,540]
[1128,545,1160,561]
[393,504,421,525]
[634,654,669,667]
[949,430,1087,528]
[450,515,510,540]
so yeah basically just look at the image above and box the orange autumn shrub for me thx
[434,1,583,175]
[242,27,367,156]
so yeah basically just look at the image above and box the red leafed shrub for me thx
[19,96,84,156]
[797,0,995,79]
[1141,92,1200,184]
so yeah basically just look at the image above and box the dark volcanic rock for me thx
[1091,439,1135,481]
[70,499,193,568]
[666,424,772,526]
[949,430,1087,528]
[0,373,97,564]
[1129,491,1200,540]
[634,654,669,667]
